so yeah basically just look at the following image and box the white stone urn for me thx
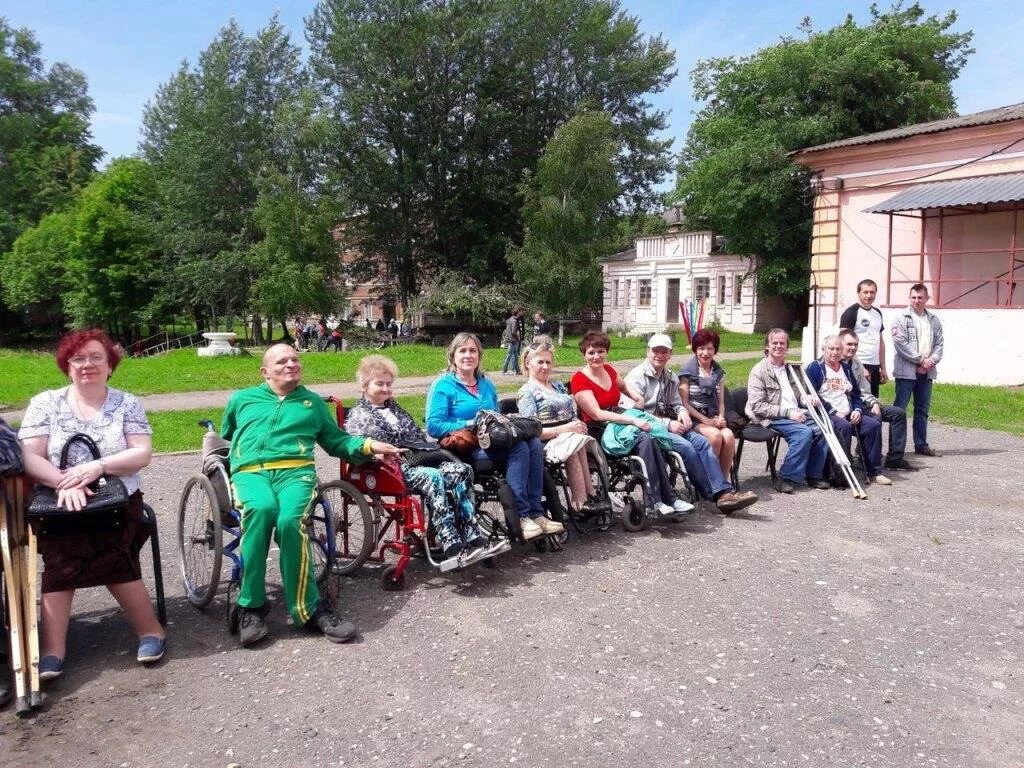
[198,331,241,357]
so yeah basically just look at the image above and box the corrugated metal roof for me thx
[793,102,1024,156]
[865,172,1024,213]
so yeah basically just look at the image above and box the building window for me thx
[717,276,726,305]
[666,279,680,322]
[734,275,743,305]
[638,279,652,307]
[612,279,619,308]
[624,279,632,306]
[693,277,710,301]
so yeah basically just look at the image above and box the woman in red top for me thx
[570,330,685,518]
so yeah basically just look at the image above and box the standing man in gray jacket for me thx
[891,283,944,457]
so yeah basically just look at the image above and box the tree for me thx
[307,0,675,303]
[508,109,620,317]
[0,19,102,255]
[1,159,163,334]
[672,2,974,302]
[141,17,312,335]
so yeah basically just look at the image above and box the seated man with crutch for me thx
[745,329,831,494]
[222,344,402,647]
[805,335,890,487]
[838,328,915,472]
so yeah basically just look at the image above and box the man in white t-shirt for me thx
[838,279,887,397]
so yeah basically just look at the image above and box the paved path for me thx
[1,349,782,422]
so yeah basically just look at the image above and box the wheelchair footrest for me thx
[438,539,511,572]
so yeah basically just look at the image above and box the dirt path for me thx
[2,421,1022,767]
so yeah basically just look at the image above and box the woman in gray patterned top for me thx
[19,329,165,681]
[517,341,598,512]
[678,328,734,479]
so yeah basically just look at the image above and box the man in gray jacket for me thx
[839,328,914,471]
[890,283,944,457]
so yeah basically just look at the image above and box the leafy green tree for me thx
[673,2,973,302]
[1,159,162,334]
[141,17,310,335]
[0,19,102,255]
[508,109,619,317]
[307,0,675,303]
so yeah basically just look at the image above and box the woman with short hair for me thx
[345,354,492,559]
[570,330,689,518]
[19,329,165,680]
[678,328,735,478]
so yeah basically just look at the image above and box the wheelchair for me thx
[333,401,511,591]
[496,397,616,537]
[599,434,695,533]
[177,418,368,617]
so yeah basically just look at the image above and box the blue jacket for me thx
[425,371,498,438]
[804,359,864,417]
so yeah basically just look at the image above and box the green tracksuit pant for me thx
[231,465,320,625]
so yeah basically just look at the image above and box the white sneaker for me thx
[871,474,893,486]
[672,498,695,514]
[655,502,676,517]
[532,516,565,535]
[520,517,544,540]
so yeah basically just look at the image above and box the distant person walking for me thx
[891,283,944,457]
[501,307,525,375]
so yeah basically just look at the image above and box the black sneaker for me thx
[443,540,465,559]
[238,607,269,647]
[305,605,357,644]
[464,536,487,552]
[884,458,917,471]
[807,478,832,490]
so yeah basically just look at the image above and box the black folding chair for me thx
[728,386,781,491]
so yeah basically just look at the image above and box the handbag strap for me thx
[59,433,102,469]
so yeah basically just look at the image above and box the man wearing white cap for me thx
[625,333,758,513]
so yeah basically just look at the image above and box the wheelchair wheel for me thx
[620,496,646,533]
[315,480,375,576]
[380,564,406,591]
[177,473,223,608]
[667,452,696,503]
[307,503,334,587]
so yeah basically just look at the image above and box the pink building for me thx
[792,103,1024,385]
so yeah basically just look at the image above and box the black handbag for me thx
[0,418,23,476]
[475,410,542,450]
[27,433,129,535]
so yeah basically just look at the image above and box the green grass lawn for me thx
[0,332,766,410]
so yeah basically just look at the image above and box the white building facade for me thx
[601,229,764,334]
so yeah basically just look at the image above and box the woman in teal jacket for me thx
[426,332,560,542]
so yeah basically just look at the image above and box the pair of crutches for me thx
[1,478,42,715]
[789,366,868,500]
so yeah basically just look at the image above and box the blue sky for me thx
[6,0,1022,186]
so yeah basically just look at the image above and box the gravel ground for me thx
[2,422,1022,768]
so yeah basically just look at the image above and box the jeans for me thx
[474,437,544,518]
[876,404,907,462]
[501,341,521,374]
[864,364,882,397]
[893,375,933,451]
[769,416,829,485]
[630,433,676,508]
[665,431,732,500]
[829,413,883,476]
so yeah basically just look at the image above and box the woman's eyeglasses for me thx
[68,354,107,367]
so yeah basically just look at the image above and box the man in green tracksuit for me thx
[222,344,401,646]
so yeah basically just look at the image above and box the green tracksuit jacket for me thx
[220,383,370,624]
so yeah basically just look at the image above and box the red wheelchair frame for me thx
[331,398,432,591]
